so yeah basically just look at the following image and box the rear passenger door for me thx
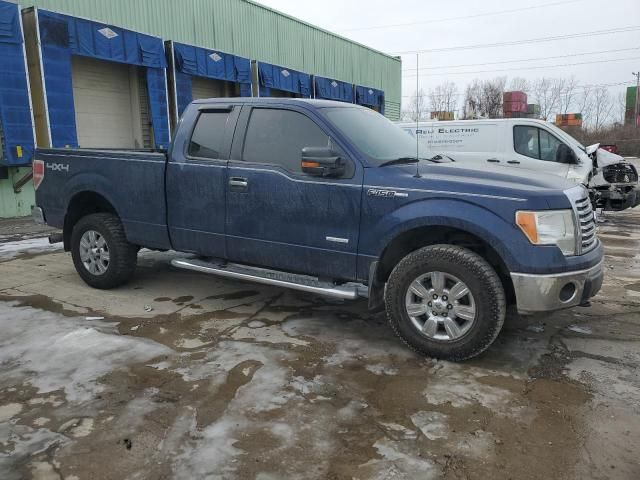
[166,106,239,256]
[225,106,363,281]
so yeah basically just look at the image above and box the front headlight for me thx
[516,210,576,256]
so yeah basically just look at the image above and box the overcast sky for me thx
[255,0,640,112]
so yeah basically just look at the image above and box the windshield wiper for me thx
[378,157,419,167]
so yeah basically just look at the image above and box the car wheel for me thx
[71,213,138,289]
[384,244,506,361]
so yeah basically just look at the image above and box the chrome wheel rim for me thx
[79,230,110,276]
[404,271,476,341]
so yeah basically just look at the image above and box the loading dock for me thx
[0,0,35,167]
[356,85,385,114]
[166,41,251,129]
[314,76,354,103]
[255,61,311,99]
[22,8,170,150]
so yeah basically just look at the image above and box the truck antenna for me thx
[414,52,422,178]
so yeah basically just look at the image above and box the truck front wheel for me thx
[71,213,138,289]
[384,245,506,361]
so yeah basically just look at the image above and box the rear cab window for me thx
[188,111,231,160]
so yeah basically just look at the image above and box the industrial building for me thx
[0,0,402,218]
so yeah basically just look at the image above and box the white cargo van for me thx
[396,118,640,210]
[397,118,596,183]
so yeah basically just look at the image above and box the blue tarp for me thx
[0,0,34,166]
[38,10,170,148]
[258,62,311,98]
[314,76,353,103]
[173,42,251,117]
[356,85,385,114]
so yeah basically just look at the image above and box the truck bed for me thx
[34,148,171,250]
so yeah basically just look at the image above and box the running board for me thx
[171,258,364,300]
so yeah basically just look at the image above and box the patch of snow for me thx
[248,320,266,328]
[526,324,545,333]
[410,411,449,440]
[365,364,399,376]
[360,437,438,480]
[424,363,515,410]
[567,324,592,335]
[176,337,208,349]
[33,417,50,427]
[0,424,68,480]
[0,238,62,261]
[378,422,417,440]
[27,395,63,407]
[0,302,173,403]
[29,461,60,480]
[0,403,23,422]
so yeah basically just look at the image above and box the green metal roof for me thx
[20,0,401,112]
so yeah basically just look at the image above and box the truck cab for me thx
[32,99,604,360]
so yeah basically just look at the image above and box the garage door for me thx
[72,56,148,148]
[191,76,240,100]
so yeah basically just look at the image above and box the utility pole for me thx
[634,71,640,128]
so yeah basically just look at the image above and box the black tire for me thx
[384,244,506,361]
[71,213,138,289]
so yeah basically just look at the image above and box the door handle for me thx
[487,159,500,163]
[507,160,521,165]
[229,177,248,188]
[229,177,248,192]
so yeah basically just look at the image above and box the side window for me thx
[539,129,564,162]
[242,108,329,174]
[513,126,540,159]
[188,111,230,160]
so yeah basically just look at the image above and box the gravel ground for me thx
[0,207,639,480]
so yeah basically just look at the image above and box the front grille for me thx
[602,163,638,184]
[574,196,597,253]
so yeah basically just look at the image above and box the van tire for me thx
[384,244,506,361]
[71,213,138,289]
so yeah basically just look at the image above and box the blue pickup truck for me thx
[32,98,604,360]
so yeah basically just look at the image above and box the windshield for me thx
[322,107,420,166]
[545,122,586,152]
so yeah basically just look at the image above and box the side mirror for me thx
[556,144,577,164]
[301,147,345,177]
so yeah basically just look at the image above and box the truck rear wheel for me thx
[384,245,506,361]
[71,213,138,289]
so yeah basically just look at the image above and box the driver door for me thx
[509,125,570,178]
[225,106,363,281]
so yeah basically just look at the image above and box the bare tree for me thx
[576,85,595,127]
[588,86,615,133]
[532,77,564,121]
[558,75,579,115]
[462,77,506,119]
[615,90,627,125]
[509,77,530,94]
[428,81,459,116]
[403,88,427,121]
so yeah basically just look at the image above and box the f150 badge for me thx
[46,163,70,172]
[367,188,408,198]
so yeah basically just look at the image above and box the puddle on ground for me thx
[624,282,640,292]
[206,290,261,301]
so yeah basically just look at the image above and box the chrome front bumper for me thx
[511,261,604,315]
